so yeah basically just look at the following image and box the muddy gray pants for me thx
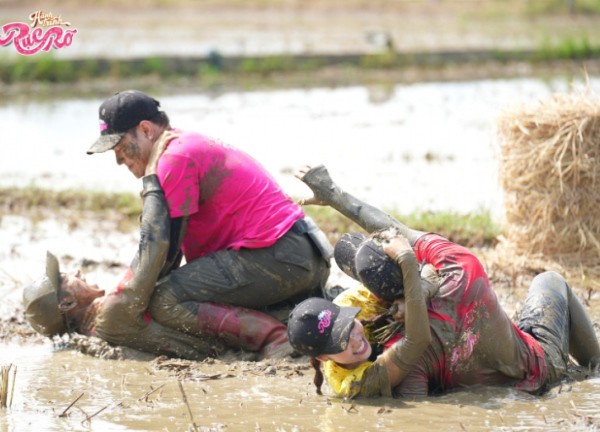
[150,220,330,325]
[518,271,600,389]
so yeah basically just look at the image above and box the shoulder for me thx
[169,130,221,153]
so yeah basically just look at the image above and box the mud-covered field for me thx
[1,207,599,431]
[2,1,600,430]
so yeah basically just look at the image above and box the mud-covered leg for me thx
[518,271,600,385]
[566,284,600,369]
[299,165,424,243]
[150,289,292,359]
[517,271,570,384]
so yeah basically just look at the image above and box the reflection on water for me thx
[2,77,598,218]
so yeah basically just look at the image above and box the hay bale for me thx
[498,90,600,265]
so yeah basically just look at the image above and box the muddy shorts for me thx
[154,219,330,311]
[517,271,570,388]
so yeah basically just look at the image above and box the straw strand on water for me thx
[178,380,199,432]
[0,364,16,409]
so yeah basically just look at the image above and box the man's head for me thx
[23,252,105,337]
[87,90,170,178]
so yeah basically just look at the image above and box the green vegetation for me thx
[301,206,501,248]
[525,0,600,15]
[536,35,600,60]
[0,186,142,220]
[0,186,501,247]
[2,39,600,88]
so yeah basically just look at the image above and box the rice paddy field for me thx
[1,1,600,430]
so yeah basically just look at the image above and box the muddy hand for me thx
[145,130,179,176]
[294,164,335,206]
[390,299,406,323]
[382,234,412,260]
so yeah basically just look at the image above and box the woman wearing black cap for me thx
[287,165,600,399]
[288,232,432,398]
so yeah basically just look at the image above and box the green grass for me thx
[3,40,600,87]
[0,186,142,219]
[1,186,501,247]
[303,206,501,248]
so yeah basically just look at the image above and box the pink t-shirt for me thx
[156,130,303,262]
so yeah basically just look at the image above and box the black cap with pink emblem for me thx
[287,297,360,357]
[87,90,161,155]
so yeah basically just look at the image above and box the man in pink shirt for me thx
[82,90,331,357]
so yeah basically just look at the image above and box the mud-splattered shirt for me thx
[323,234,548,398]
[156,130,303,261]
[404,234,548,395]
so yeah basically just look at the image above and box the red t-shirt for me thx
[392,234,548,395]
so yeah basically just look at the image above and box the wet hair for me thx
[125,111,171,138]
[310,357,324,395]
[150,110,170,128]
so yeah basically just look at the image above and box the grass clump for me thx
[303,206,501,248]
[0,186,142,222]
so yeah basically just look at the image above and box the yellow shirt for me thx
[323,285,387,398]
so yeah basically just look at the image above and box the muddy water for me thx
[2,77,600,431]
[2,339,600,431]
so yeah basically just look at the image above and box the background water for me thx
[2,76,597,220]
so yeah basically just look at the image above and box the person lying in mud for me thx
[286,164,600,398]
[22,132,302,360]
[83,90,332,352]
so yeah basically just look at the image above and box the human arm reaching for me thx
[295,165,426,245]
[357,233,431,397]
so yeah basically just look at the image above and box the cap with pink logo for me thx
[287,297,360,357]
[87,90,162,155]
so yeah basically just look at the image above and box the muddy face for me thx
[113,130,150,178]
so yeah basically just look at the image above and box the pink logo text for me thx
[317,310,333,334]
[1,11,77,56]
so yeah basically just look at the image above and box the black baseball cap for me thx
[355,238,404,301]
[87,90,161,154]
[333,232,367,280]
[287,298,360,357]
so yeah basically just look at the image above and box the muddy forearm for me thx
[384,250,431,380]
[302,165,424,244]
[158,216,187,279]
[120,175,170,312]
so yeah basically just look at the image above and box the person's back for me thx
[157,130,303,261]
[407,233,547,393]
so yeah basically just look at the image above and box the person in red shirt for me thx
[287,164,600,397]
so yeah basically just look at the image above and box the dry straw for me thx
[497,88,600,284]
[0,363,16,409]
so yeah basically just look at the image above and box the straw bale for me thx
[498,90,600,269]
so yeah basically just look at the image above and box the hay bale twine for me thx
[498,91,600,265]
